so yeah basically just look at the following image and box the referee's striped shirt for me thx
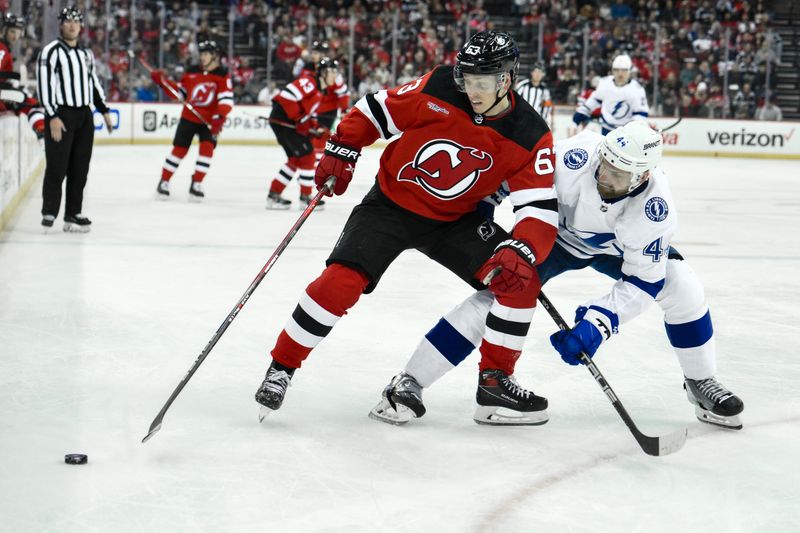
[37,38,109,118]
[515,80,552,122]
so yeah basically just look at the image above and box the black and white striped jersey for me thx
[37,38,109,118]
[514,80,552,122]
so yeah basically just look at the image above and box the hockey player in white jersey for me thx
[572,54,649,134]
[370,121,744,429]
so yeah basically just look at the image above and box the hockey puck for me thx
[64,454,88,465]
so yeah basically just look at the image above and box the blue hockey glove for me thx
[550,305,618,365]
[572,111,591,127]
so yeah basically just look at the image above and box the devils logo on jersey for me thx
[189,82,217,107]
[397,140,493,200]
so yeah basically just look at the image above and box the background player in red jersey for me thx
[152,40,234,201]
[255,31,559,425]
[0,13,45,139]
[298,42,351,167]
[266,57,339,210]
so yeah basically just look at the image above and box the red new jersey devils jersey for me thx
[272,72,323,122]
[335,65,558,261]
[299,68,348,115]
[0,39,14,72]
[176,65,234,124]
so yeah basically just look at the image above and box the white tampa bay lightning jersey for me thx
[555,130,676,324]
[576,76,649,130]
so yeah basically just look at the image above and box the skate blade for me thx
[266,203,291,211]
[258,406,274,423]
[63,224,90,233]
[368,399,414,426]
[154,192,169,201]
[473,405,549,426]
[695,406,743,430]
[188,195,204,203]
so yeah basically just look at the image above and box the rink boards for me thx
[90,102,800,160]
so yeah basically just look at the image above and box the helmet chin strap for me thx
[479,83,512,118]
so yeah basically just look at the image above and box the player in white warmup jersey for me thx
[573,54,649,135]
[370,121,744,429]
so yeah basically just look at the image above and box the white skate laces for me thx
[694,377,733,403]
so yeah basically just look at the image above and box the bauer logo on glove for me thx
[324,140,360,162]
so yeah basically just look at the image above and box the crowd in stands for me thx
[3,0,781,120]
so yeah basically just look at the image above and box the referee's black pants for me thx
[41,106,95,218]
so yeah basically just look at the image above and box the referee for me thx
[37,6,112,233]
[514,60,552,123]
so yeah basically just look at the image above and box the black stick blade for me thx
[141,420,162,443]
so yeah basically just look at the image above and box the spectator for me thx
[755,100,783,121]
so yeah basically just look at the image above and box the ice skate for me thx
[266,191,291,210]
[473,369,548,426]
[188,181,204,202]
[684,377,743,430]
[41,214,55,233]
[299,194,325,211]
[63,214,91,233]
[255,362,295,421]
[368,372,425,426]
[155,179,170,200]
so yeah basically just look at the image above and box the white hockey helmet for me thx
[598,121,663,192]
[611,54,632,71]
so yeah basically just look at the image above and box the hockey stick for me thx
[128,51,213,130]
[244,112,330,137]
[536,291,688,456]
[659,116,682,132]
[142,176,336,443]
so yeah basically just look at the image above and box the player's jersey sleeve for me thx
[334,78,349,111]
[336,69,435,148]
[217,73,234,115]
[584,174,676,326]
[576,80,605,117]
[274,76,317,121]
[506,131,559,264]
[631,81,649,119]
[0,43,13,72]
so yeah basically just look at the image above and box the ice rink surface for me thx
[1,143,798,533]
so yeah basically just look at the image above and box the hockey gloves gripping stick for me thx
[550,305,618,365]
[478,239,537,296]
[537,292,688,457]
[315,135,361,196]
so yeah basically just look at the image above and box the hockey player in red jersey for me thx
[299,42,351,167]
[0,13,45,139]
[266,57,339,210]
[255,31,559,425]
[152,40,234,201]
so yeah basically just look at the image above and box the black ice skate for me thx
[188,181,205,202]
[684,377,743,430]
[155,179,170,200]
[368,372,425,426]
[266,191,291,210]
[41,214,55,233]
[299,194,325,211]
[255,362,295,421]
[63,214,91,233]
[474,369,548,426]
